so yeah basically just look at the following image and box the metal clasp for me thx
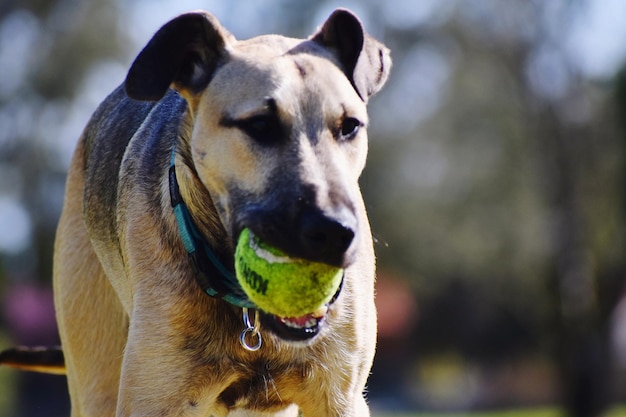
[240,307,262,351]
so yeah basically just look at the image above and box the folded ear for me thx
[312,8,391,102]
[125,11,234,101]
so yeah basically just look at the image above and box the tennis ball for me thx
[235,228,343,318]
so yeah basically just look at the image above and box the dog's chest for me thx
[218,375,283,410]
[190,354,311,414]
[213,360,309,413]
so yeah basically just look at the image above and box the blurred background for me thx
[1,0,626,416]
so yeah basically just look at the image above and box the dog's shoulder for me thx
[80,85,187,245]
[82,84,156,162]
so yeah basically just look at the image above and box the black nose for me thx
[298,208,356,267]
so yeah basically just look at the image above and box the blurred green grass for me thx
[375,406,626,417]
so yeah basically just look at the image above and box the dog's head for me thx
[125,9,390,339]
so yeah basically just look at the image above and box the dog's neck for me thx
[172,156,225,247]
[169,118,253,308]
[173,114,229,245]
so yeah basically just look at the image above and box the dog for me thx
[1,8,390,416]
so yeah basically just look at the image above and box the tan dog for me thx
[2,8,390,416]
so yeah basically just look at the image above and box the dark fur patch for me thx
[82,85,157,248]
[83,88,187,255]
[294,60,308,79]
[217,360,286,410]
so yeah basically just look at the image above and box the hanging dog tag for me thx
[240,308,262,351]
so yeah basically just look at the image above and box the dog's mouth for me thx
[260,279,342,342]
[262,307,326,341]
[231,224,346,343]
[239,308,329,351]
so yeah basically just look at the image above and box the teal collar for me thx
[169,148,254,308]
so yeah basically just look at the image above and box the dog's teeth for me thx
[281,316,319,329]
[283,319,301,329]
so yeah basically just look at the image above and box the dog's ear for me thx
[125,11,234,101]
[312,9,391,102]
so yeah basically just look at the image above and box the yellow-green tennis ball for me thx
[235,228,343,318]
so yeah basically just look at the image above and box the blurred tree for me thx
[0,0,127,282]
[362,1,626,414]
[0,1,128,416]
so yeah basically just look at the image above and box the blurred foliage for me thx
[377,406,626,417]
[0,0,129,282]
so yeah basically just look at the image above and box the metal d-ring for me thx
[240,307,262,351]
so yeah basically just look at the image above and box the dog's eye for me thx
[339,117,362,140]
[246,116,272,134]
[238,115,283,145]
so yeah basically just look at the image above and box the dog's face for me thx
[192,41,369,269]
[124,9,390,339]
